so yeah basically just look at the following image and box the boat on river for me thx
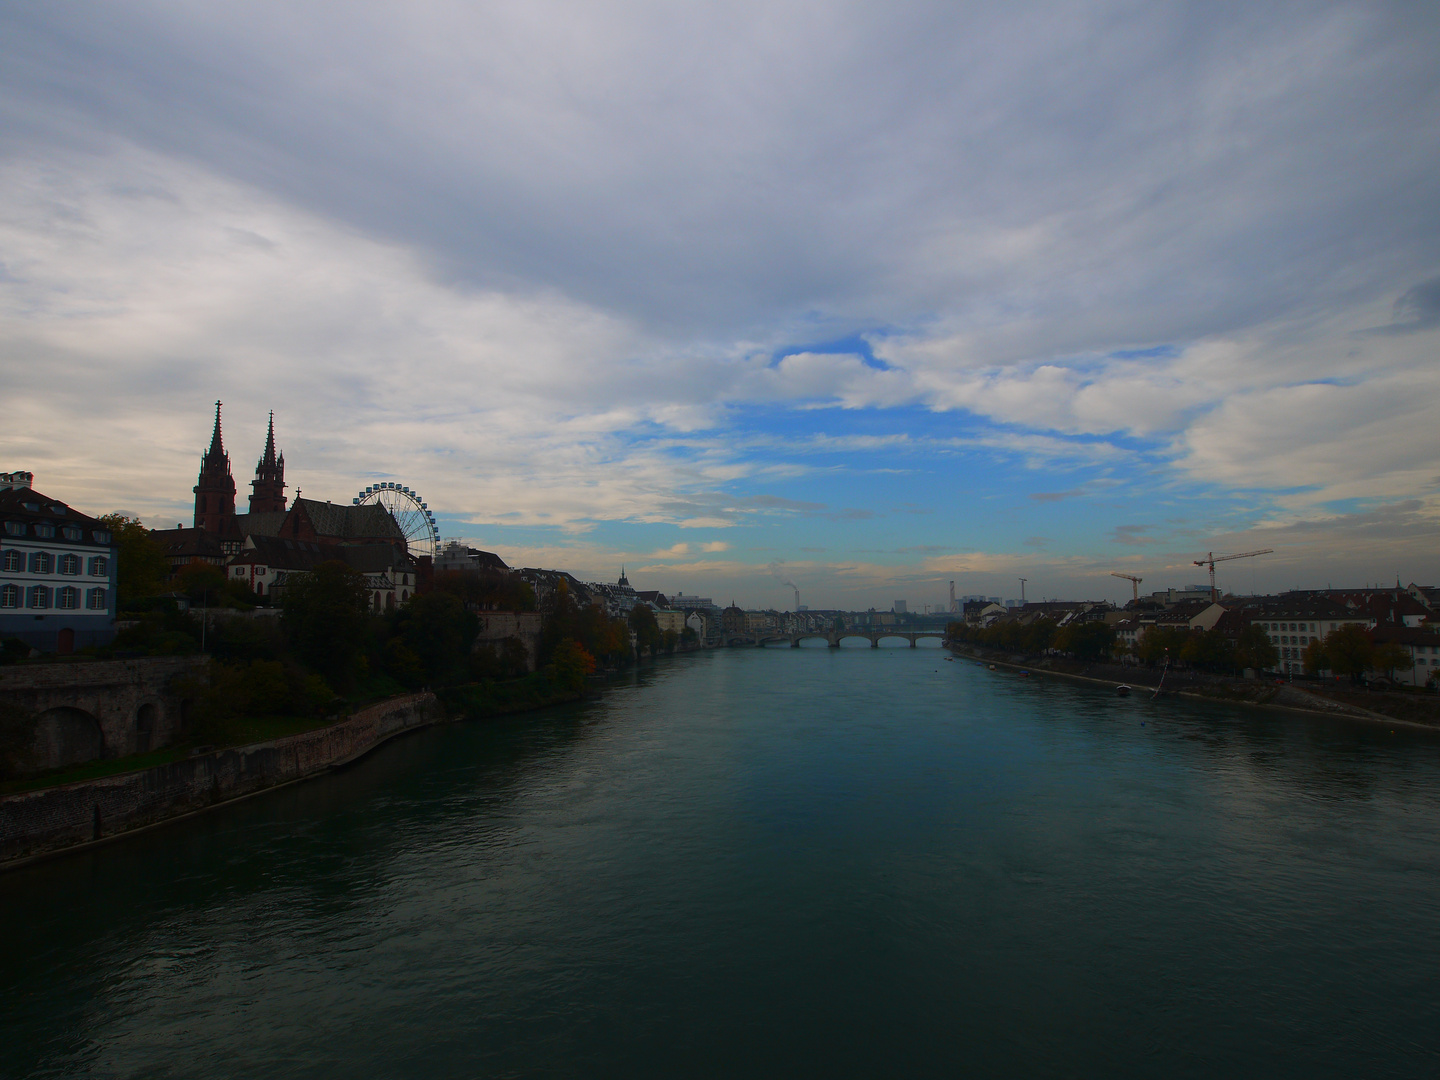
[1115,684,1132,697]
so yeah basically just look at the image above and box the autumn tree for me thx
[1324,625,1374,683]
[96,513,169,605]
[1235,623,1279,672]
[1370,642,1413,682]
[282,560,372,690]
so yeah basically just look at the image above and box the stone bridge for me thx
[724,631,950,649]
[0,656,207,772]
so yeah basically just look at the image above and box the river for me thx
[3,644,1439,1078]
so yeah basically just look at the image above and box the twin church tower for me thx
[192,401,287,535]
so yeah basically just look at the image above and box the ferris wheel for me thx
[353,482,440,558]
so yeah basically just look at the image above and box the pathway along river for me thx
[4,645,1440,1078]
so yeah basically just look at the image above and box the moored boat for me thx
[1116,684,1131,697]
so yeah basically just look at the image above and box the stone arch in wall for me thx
[135,702,158,754]
[31,706,105,770]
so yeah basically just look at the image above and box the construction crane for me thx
[1193,549,1273,602]
[1110,572,1143,602]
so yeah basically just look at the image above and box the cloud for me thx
[1109,525,1156,546]
[4,3,1440,603]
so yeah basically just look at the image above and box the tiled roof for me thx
[0,487,113,547]
[295,498,404,541]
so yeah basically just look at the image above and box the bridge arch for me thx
[31,706,105,770]
[135,702,158,754]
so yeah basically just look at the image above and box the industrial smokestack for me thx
[949,580,956,613]
[793,585,800,610]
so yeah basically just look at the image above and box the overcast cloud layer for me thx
[3,1,1438,607]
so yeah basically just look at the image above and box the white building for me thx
[0,472,118,653]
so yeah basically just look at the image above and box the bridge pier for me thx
[870,637,878,648]
[909,636,917,648]
[791,638,800,648]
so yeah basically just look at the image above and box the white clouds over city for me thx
[2,2,1438,604]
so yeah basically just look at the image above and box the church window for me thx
[35,523,55,538]
[57,586,79,610]
[27,585,50,608]
[60,554,81,575]
[2,550,20,572]
[0,584,17,607]
[29,552,53,574]
[88,557,107,576]
[87,587,107,610]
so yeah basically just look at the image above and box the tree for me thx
[629,604,662,656]
[1371,642,1413,682]
[282,561,372,690]
[548,637,596,690]
[174,560,229,605]
[1137,627,1189,668]
[1235,623,1279,673]
[1302,637,1328,676]
[97,513,169,605]
[1053,621,1115,661]
[1325,625,1374,683]
[391,591,479,683]
[1181,628,1235,672]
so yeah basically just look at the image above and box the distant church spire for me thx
[193,400,237,533]
[250,410,288,514]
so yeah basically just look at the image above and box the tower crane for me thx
[1193,549,1273,602]
[1110,572,1143,602]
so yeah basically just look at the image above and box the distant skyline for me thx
[3,3,1439,608]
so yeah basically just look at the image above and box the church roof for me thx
[294,498,405,542]
[233,511,289,537]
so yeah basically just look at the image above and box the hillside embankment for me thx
[947,642,1440,730]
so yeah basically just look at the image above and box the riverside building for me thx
[0,471,117,654]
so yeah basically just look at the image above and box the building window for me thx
[1,549,20,572]
[87,587,107,610]
[88,557,108,576]
[34,523,55,538]
[92,529,111,544]
[3,522,23,537]
[29,552,53,574]
[27,585,50,609]
[57,586,79,610]
[0,584,18,608]
[62,525,83,541]
[60,553,81,575]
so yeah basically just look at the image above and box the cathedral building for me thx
[154,404,414,598]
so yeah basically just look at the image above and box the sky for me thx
[2,1,1439,610]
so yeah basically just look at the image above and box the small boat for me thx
[988,663,997,671]
[1115,684,1132,697]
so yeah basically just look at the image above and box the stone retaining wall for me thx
[0,692,443,867]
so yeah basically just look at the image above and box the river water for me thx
[3,645,1440,1078]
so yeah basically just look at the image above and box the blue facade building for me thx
[0,471,118,654]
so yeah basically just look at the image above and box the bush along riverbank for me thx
[946,641,1440,728]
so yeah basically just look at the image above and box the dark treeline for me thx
[947,618,1281,675]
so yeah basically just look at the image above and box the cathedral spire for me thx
[207,400,224,458]
[194,400,237,534]
[250,409,288,514]
[261,410,277,467]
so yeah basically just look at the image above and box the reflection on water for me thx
[3,649,1439,1079]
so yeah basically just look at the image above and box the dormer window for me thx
[92,530,112,544]
[3,522,22,537]
[62,525,83,541]
[35,523,55,538]
[21,502,39,512]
